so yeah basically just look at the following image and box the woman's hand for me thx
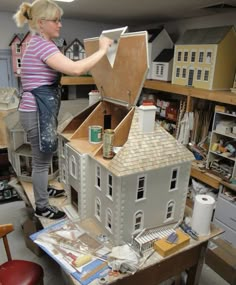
[99,35,113,53]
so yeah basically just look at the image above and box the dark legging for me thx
[19,111,53,209]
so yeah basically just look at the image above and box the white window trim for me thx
[106,173,113,201]
[203,68,210,81]
[169,167,179,192]
[176,66,181,78]
[133,210,144,233]
[105,208,113,233]
[135,174,147,202]
[190,49,196,63]
[95,164,101,190]
[15,43,21,54]
[156,64,164,77]
[198,50,204,63]
[182,66,187,79]
[205,49,213,64]
[69,155,77,179]
[165,200,175,222]
[177,49,182,62]
[16,58,21,68]
[196,68,202,81]
[183,50,188,62]
[95,197,101,221]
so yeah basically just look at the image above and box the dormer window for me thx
[16,43,21,53]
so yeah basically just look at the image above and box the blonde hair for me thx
[13,0,63,33]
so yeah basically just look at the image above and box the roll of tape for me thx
[98,277,108,284]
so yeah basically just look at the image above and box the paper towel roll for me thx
[191,194,215,236]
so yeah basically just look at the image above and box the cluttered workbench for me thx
[19,180,222,285]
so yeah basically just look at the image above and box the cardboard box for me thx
[205,238,236,285]
[153,229,190,257]
[23,218,44,257]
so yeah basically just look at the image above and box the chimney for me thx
[138,104,157,133]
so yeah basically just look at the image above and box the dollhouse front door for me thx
[188,69,194,86]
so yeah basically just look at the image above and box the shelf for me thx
[209,150,236,162]
[60,76,94,85]
[144,80,236,106]
[212,130,236,139]
[61,77,236,106]
[190,167,221,189]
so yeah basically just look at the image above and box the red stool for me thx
[0,224,44,285]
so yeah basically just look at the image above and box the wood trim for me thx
[190,167,221,189]
[60,76,94,85]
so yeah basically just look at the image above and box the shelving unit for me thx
[206,111,236,181]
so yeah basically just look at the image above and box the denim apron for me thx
[31,79,61,153]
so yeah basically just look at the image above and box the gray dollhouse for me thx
[58,31,194,247]
[4,99,89,182]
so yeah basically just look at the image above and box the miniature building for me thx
[0,88,19,148]
[4,99,88,182]
[58,31,194,246]
[146,28,173,79]
[172,25,236,90]
[151,48,174,81]
[9,33,25,76]
[65,38,86,61]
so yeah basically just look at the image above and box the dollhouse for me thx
[172,25,236,90]
[65,38,86,61]
[58,31,194,246]
[146,27,173,79]
[4,99,89,182]
[151,48,174,81]
[9,32,67,76]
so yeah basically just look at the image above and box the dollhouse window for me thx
[204,69,209,81]
[184,51,188,62]
[16,58,21,68]
[96,165,101,189]
[107,174,113,199]
[134,211,144,231]
[206,51,212,64]
[69,155,77,178]
[176,67,180,78]
[182,67,187,78]
[177,51,182,62]
[106,208,113,232]
[62,165,66,183]
[165,200,175,220]
[197,69,202,81]
[156,64,164,77]
[191,51,196,62]
[198,51,204,63]
[61,140,65,158]
[169,168,178,191]
[95,198,101,220]
[16,43,21,53]
[136,175,146,200]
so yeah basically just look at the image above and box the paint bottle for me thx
[103,129,114,159]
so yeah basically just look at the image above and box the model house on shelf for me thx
[0,88,19,148]
[151,48,174,81]
[58,30,194,247]
[4,99,89,182]
[9,32,67,76]
[65,38,86,61]
[172,25,236,90]
[146,27,174,79]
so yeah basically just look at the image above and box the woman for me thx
[13,0,112,219]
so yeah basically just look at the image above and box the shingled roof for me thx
[176,25,234,45]
[108,108,194,176]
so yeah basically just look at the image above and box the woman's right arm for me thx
[46,36,113,76]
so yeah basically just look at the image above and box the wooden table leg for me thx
[186,241,208,285]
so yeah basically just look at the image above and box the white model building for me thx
[58,30,194,247]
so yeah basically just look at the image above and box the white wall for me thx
[0,11,117,49]
[135,11,236,42]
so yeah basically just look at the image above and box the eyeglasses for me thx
[41,18,62,24]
